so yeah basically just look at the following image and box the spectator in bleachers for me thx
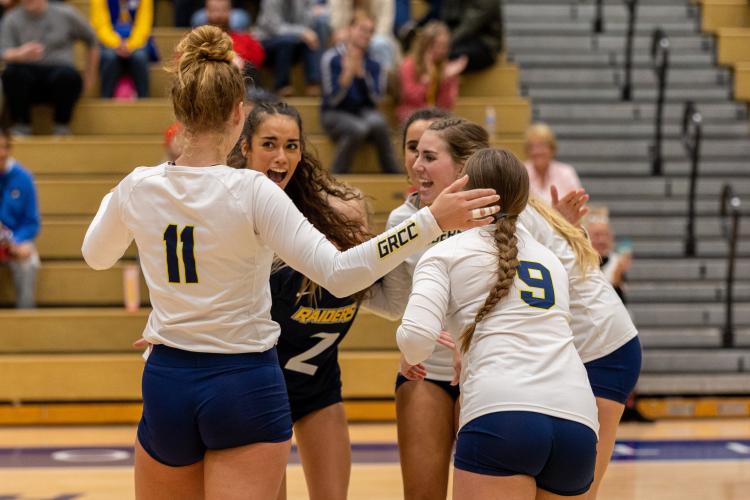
[0,0,99,136]
[91,0,156,99]
[524,122,583,205]
[330,0,397,71]
[441,0,502,73]
[321,9,400,174]
[204,0,265,85]
[0,0,19,19]
[0,129,40,308]
[394,0,442,50]
[395,21,463,124]
[191,0,250,31]
[253,0,325,97]
[587,206,632,303]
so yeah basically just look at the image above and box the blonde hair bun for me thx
[177,25,235,65]
[168,25,245,134]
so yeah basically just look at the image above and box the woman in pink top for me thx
[396,21,467,124]
[524,122,583,205]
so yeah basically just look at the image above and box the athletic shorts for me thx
[454,411,597,496]
[585,336,642,405]
[395,373,460,401]
[289,383,343,423]
[137,344,293,467]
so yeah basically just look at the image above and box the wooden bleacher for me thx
[0,0,529,423]
[695,0,750,102]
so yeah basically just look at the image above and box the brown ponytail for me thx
[459,149,530,353]
[427,118,490,167]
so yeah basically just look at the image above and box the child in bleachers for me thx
[91,0,157,99]
[0,129,40,308]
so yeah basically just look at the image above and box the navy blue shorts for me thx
[455,411,597,496]
[395,373,460,401]
[289,383,343,423]
[137,344,293,467]
[585,336,642,405]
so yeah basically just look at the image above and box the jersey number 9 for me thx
[518,261,555,309]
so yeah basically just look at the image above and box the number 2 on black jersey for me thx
[518,261,555,309]
[163,224,198,283]
[285,332,340,376]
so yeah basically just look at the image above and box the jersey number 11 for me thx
[164,224,198,283]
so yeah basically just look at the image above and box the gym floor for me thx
[1,419,749,499]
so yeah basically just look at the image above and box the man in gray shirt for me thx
[253,0,325,96]
[1,0,99,135]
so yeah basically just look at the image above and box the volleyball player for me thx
[364,116,489,500]
[227,100,370,500]
[81,26,501,499]
[519,200,641,500]
[397,148,599,500]
[401,108,453,186]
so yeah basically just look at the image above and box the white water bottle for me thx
[484,105,496,136]
[123,263,140,313]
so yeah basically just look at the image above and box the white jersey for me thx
[82,164,443,354]
[519,206,638,362]
[397,225,599,434]
[364,193,458,381]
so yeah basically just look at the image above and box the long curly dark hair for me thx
[227,101,371,301]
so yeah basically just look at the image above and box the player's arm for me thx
[82,184,133,270]
[396,253,450,366]
[361,209,414,319]
[361,262,411,320]
[252,176,498,298]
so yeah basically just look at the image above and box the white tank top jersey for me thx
[518,206,638,362]
[397,224,599,435]
[364,193,458,381]
[82,164,444,354]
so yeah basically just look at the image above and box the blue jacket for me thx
[0,159,40,244]
[321,44,386,114]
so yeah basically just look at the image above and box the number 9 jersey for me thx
[398,224,599,436]
[271,265,361,422]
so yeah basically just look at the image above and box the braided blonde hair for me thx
[459,149,530,353]
[528,198,600,278]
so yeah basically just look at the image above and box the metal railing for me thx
[621,0,638,101]
[682,101,703,257]
[650,28,670,176]
[593,0,605,33]
[720,185,742,348]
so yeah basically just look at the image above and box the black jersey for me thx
[271,265,361,420]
